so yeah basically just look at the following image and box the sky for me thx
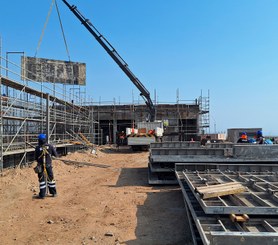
[1,0,278,135]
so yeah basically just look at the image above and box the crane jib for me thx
[62,0,155,121]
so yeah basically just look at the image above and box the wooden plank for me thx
[200,186,244,194]
[196,182,246,199]
[201,187,246,199]
[196,186,242,194]
[197,183,244,194]
[196,182,241,191]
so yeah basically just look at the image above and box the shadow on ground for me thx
[110,167,149,187]
[114,167,194,245]
[127,188,193,245]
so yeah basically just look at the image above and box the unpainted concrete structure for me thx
[91,102,204,145]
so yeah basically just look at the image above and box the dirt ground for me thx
[0,146,193,245]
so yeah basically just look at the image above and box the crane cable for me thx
[34,0,55,57]
[34,0,71,61]
[54,0,71,61]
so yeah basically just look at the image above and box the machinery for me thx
[62,0,156,122]
[126,121,164,151]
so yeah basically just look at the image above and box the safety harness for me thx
[38,146,50,181]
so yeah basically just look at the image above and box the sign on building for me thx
[21,56,86,85]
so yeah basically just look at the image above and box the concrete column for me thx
[113,119,117,144]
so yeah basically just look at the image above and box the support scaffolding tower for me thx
[198,90,210,134]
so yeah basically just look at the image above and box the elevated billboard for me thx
[21,56,86,85]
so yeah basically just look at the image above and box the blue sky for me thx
[1,0,278,135]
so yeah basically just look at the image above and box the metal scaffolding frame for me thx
[198,90,210,134]
[0,55,94,170]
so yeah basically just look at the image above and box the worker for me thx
[237,132,249,143]
[119,131,126,146]
[201,135,211,146]
[34,134,58,199]
[256,130,265,144]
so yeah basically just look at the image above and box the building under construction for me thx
[0,56,209,170]
[91,97,210,145]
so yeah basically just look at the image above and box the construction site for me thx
[1,1,278,245]
[0,70,209,170]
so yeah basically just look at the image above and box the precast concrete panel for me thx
[21,56,86,85]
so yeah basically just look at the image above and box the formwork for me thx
[180,166,278,215]
[176,163,278,245]
[148,142,278,185]
[148,142,234,185]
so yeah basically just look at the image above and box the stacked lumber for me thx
[195,182,246,199]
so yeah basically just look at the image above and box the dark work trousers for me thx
[38,165,57,198]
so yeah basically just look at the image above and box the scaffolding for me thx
[0,52,210,169]
[198,90,210,134]
[91,95,205,144]
[0,55,94,170]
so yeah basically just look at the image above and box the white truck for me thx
[126,121,164,151]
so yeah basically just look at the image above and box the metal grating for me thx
[181,169,278,215]
[176,170,278,245]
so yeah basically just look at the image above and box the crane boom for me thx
[62,0,155,121]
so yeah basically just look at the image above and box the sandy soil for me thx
[0,146,193,245]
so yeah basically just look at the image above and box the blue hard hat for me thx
[241,132,247,135]
[257,130,263,136]
[38,134,46,140]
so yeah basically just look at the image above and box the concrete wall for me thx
[233,144,278,160]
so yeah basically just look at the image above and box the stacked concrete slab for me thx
[148,141,235,184]
[148,142,278,185]
[148,141,201,184]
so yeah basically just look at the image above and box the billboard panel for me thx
[21,56,86,85]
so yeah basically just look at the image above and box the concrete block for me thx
[233,145,278,160]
